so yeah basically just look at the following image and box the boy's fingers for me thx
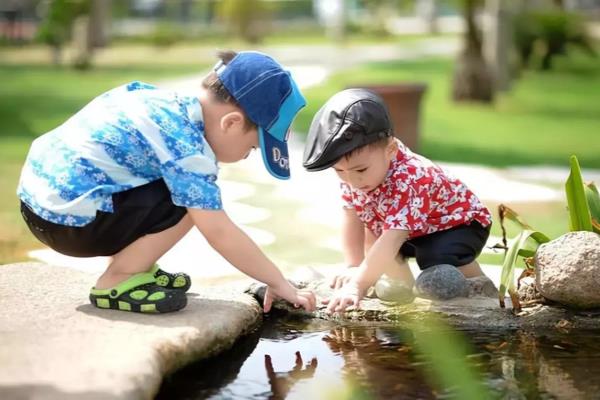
[300,292,316,312]
[306,291,317,310]
[321,297,331,305]
[296,290,316,311]
[335,297,353,313]
[263,289,273,313]
[327,298,340,314]
[330,276,339,289]
[296,296,314,312]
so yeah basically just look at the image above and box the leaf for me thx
[565,155,593,232]
[498,204,535,230]
[498,229,550,311]
[585,182,600,234]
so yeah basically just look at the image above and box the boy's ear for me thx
[220,111,245,134]
[385,136,397,159]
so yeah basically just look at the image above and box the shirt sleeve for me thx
[160,155,222,210]
[383,167,430,233]
[340,182,354,209]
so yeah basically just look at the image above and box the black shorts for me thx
[21,179,187,257]
[400,221,491,270]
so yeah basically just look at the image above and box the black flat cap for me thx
[302,88,393,171]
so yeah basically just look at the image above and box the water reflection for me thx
[159,316,600,400]
[264,352,318,399]
[322,326,435,399]
[470,330,600,399]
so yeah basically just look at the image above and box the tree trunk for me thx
[180,0,193,23]
[416,0,439,34]
[452,0,495,103]
[51,45,62,66]
[88,0,111,49]
[328,0,346,43]
[72,15,92,69]
[484,0,512,91]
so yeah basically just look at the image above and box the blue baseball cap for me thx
[214,51,306,180]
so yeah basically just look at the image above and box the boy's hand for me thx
[322,280,365,314]
[330,265,358,289]
[263,281,316,313]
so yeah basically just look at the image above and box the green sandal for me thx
[151,264,192,292]
[89,272,187,313]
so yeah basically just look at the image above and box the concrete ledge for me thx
[0,263,262,400]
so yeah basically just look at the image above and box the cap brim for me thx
[259,127,290,180]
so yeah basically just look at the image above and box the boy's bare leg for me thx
[382,255,415,287]
[95,214,194,289]
[364,228,415,287]
[457,260,485,278]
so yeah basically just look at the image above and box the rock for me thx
[0,263,261,400]
[374,277,415,304]
[414,264,469,300]
[535,231,600,308]
[466,275,499,298]
[246,274,600,330]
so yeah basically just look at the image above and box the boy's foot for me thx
[89,271,187,313]
[151,264,192,292]
[414,264,469,301]
[374,277,415,304]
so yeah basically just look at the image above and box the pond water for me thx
[157,315,600,399]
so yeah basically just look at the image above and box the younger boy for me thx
[18,50,316,314]
[303,89,492,313]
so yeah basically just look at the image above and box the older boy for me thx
[303,89,492,313]
[18,50,316,313]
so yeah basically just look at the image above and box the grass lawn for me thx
[294,53,600,169]
[0,64,201,138]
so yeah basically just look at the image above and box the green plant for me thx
[497,205,550,310]
[498,155,600,311]
[513,11,596,71]
[566,155,600,233]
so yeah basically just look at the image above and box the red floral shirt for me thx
[341,141,492,239]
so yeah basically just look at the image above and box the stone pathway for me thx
[0,263,261,400]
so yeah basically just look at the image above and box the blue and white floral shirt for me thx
[17,81,222,227]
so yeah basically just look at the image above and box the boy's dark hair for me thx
[202,50,256,131]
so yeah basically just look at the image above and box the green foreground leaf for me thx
[585,182,600,233]
[565,155,593,232]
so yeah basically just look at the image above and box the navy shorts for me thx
[399,221,491,270]
[21,179,187,257]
